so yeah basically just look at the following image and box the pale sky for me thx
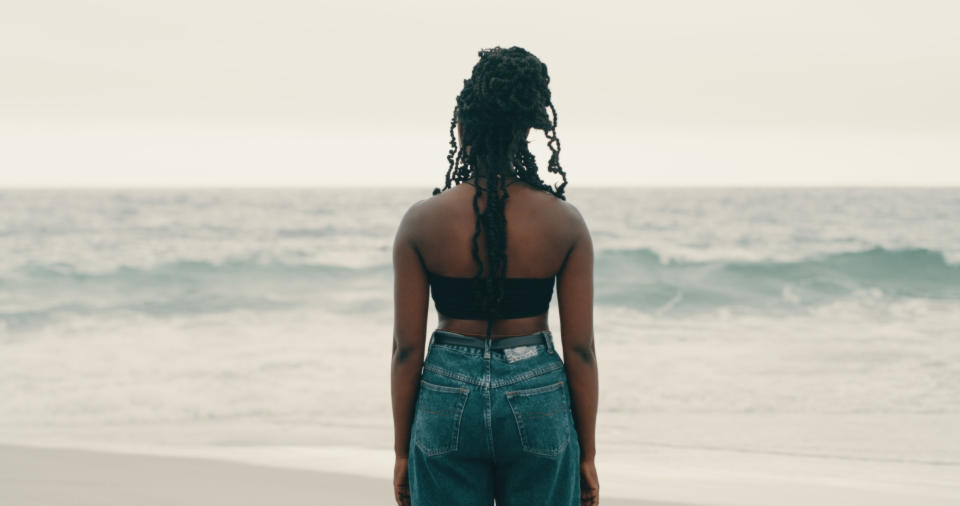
[1,0,958,187]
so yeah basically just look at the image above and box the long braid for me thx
[544,100,569,196]
[431,46,569,341]
[469,175,484,306]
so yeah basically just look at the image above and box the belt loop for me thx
[543,331,555,354]
[483,320,493,359]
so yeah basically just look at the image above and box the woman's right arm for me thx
[555,203,599,504]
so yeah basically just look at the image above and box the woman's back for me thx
[405,178,589,339]
[416,180,576,280]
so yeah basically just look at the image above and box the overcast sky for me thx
[1,0,957,187]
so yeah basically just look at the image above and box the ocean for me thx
[1,187,959,496]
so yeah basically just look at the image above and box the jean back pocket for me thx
[505,380,571,457]
[413,379,470,456]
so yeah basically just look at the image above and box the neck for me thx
[469,172,519,188]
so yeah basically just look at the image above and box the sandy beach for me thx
[0,443,682,506]
[4,441,960,506]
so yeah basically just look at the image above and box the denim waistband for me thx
[423,328,564,388]
[430,328,556,359]
[433,329,553,350]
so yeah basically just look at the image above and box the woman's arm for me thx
[556,203,598,462]
[391,201,430,459]
[555,204,599,506]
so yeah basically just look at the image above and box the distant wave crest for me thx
[595,246,960,313]
[1,246,957,328]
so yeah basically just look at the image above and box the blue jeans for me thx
[408,329,581,505]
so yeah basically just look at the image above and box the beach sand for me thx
[0,443,683,506]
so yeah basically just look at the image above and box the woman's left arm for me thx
[391,201,429,460]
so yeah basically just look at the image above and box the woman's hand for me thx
[580,458,599,505]
[394,455,411,505]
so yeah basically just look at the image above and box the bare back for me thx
[408,180,586,337]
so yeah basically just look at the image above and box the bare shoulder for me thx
[395,196,431,239]
[554,196,590,240]
[412,186,461,222]
[401,196,431,221]
[556,197,585,222]
[396,186,463,241]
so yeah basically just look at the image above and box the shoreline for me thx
[0,443,684,506]
[3,441,959,506]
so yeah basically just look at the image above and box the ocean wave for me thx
[0,258,392,330]
[595,246,960,313]
[1,246,957,328]
[6,245,955,282]
[2,257,391,283]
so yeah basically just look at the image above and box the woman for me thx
[391,46,599,506]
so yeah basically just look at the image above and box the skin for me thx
[391,125,599,505]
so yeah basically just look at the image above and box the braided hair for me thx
[431,46,569,342]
